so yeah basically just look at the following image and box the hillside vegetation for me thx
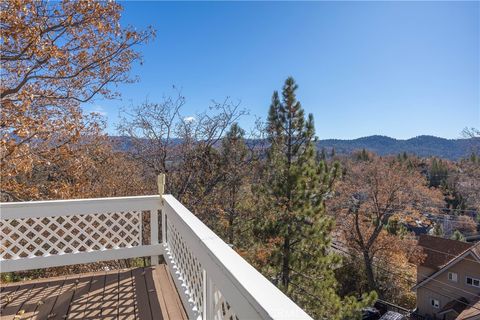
[317,135,477,160]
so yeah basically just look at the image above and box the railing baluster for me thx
[150,208,159,265]
[203,269,214,320]
[162,208,166,244]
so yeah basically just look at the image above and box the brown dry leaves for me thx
[1,0,154,201]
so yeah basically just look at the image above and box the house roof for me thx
[438,297,469,316]
[416,235,473,270]
[378,311,407,320]
[457,298,480,320]
[412,236,480,291]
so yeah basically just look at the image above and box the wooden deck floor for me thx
[0,265,187,320]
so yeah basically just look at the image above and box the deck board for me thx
[36,277,70,319]
[132,268,152,320]
[27,277,66,319]
[50,277,81,320]
[0,265,187,320]
[0,282,34,320]
[118,269,136,320]
[84,272,107,319]
[144,267,163,320]
[154,264,188,320]
[66,273,94,320]
[101,271,120,319]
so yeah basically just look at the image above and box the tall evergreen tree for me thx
[317,147,327,161]
[428,158,448,188]
[219,123,250,245]
[259,77,374,318]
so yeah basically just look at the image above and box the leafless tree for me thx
[116,93,248,208]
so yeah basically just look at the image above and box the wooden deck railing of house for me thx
[0,194,312,320]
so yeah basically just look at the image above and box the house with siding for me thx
[412,235,480,320]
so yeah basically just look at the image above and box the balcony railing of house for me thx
[0,194,312,320]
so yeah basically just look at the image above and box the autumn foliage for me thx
[1,0,154,200]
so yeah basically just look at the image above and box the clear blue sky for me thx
[84,1,479,139]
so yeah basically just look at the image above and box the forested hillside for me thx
[112,135,478,160]
[317,135,477,160]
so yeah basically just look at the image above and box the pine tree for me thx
[470,152,478,163]
[219,123,250,246]
[330,147,336,158]
[317,147,327,161]
[428,158,448,188]
[356,148,370,161]
[259,77,375,319]
[451,230,466,242]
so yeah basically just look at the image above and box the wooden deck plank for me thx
[154,265,188,320]
[0,283,18,290]
[151,266,170,320]
[132,267,152,320]
[118,269,136,320]
[36,276,77,319]
[83,272,106,319]
[164,265,188,319]
[0,285,17,314]
[66,274,94,320]
[0,285,19,310]
[0,265,185,320]
[24,277,65,319]
[48,276,81,320]
[1,273,75,287]
[144,267,164,320]
[100,271,119,319]
[0,282,35,320]
[3,283,50,320]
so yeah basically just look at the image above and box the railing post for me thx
[151,174,165,266]
[159,174,166,245]
[157,174,165,204]
[203,269,214,319]
[150,209,159,266]
[162,208,166,244]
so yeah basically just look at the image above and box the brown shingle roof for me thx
[457,297,480,320]
[416,235,473,270]
[438,297,469,315]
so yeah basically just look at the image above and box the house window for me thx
[430,298,440,309]
[448,272,458,282]
[466,276,480,288]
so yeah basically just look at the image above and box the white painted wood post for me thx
[158,174,165,203]
[150,208,159,265]
[161,206,166,245]
[160,173,167,246]
[152,174,165,265]
[203,269,214,319]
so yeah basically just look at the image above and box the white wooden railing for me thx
[0,195,312,320]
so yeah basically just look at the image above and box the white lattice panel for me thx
[213,287,239,320]
[0,211,141,260]
[166,220,204,317]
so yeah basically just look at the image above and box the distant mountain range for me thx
[317,135,477,160]
[112,135,478,160]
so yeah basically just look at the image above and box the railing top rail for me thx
[0,195,161,219]
[163,195,312,320]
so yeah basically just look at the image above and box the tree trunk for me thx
[228,213,234,245]
[362,249,377,293]
[282,232,291,289]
